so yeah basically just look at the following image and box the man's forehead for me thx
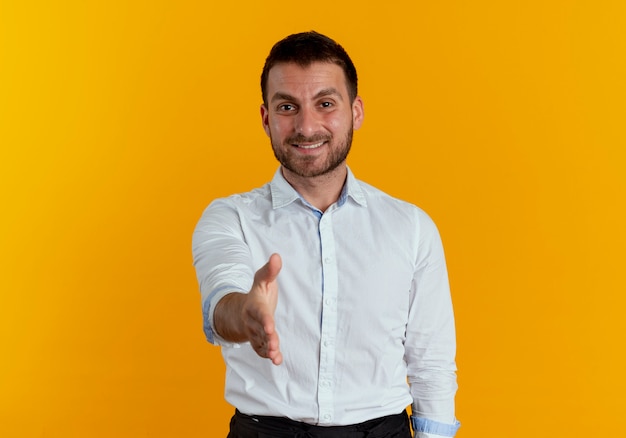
[266,61,349,94]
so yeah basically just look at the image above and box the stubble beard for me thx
[270,126,354,179]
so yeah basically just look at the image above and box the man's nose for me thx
[294,107,319,136]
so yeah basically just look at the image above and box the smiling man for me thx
[192,31,460,438]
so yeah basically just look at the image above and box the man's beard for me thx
[270,127,353,178]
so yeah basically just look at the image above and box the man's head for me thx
[260,32,364,181]
[261,31,358,106]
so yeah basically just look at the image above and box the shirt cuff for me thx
[411,416,461,437]
[203,285,247,347]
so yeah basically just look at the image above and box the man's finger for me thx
[268,349,283,366]
[254,253,282,286]
[266,332,283,365]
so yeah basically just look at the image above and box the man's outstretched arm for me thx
[214,253,283,365]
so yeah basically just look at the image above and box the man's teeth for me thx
[297,141,324,149]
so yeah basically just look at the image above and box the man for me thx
[193,31,460,438]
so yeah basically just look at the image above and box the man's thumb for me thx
[255,253,282,285]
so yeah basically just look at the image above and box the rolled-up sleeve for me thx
[405,211,460,436]
[192,199,254,347]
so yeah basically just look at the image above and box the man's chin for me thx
[281,159,347,179]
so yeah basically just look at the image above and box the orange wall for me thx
[1,1,625,437]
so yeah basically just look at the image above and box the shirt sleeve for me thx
[191,198,255,347]
[404,210,460,435]
[411,416,461,437]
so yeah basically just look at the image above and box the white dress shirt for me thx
[192,167,460,437]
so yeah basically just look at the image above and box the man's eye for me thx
[279,104,295,111]
[320,101,333,108]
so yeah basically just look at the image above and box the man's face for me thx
[261,62,364,179]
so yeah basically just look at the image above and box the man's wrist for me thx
[214,292,249,342]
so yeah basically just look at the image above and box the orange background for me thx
[1,1,625,437]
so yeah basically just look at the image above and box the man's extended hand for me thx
[213,253,283,365]
[242,253,283,365]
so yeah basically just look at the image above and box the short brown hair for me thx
[261,31,358,105]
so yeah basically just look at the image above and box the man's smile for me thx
[293,141,326,149]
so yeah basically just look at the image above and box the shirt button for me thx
[324,257,331,264]
[323,414,332,421]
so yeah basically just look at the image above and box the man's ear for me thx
[352,96,364,130]
[260,104,271,137]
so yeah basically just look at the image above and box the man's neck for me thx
[281,164,347,213]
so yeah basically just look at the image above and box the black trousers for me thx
[227,409,412,438]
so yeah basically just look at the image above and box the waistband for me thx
[231,409,411,438]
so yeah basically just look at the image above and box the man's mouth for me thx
[293,141,325,149]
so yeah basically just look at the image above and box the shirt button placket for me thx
[318,213,338,424]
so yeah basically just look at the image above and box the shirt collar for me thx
[270,166,368,210]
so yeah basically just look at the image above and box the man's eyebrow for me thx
[271,92,297,103]
[314,87,343,101]
[270,88,344,103]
